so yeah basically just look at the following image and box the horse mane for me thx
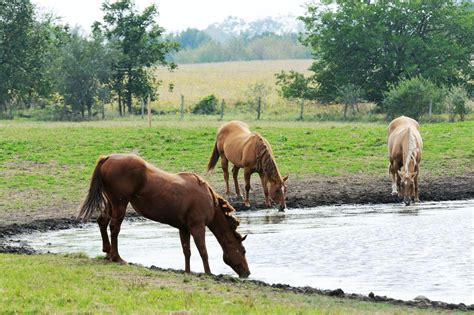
[405,127,418,174]
[188,173,241,235]
[254,133,281,181]
[206,183,242,238]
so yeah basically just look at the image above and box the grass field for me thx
[0,253,457,314]
[0,119,472,221]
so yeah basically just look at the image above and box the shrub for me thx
[382,77,444,121]
[192,95,219,115]
[445,86,470,122]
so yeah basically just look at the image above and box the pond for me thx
[20,200,473,304]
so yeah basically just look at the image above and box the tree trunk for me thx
[126,67,133,114]
[118,93,123,117]
[343,103,348,119]
[299,98,304,120]
[257,96,261,120]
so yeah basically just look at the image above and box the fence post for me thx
[257,96,261,120]
[220,99,225,120]
[147,96,151,127]
[180,94,184,120]
[299,98,304,120]
[428,98,433,120]
[141,98,145,119]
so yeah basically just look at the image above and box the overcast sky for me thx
[32,0,309,33]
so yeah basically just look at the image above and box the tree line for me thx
[168,30,311,64]
[276,0,473,121]
[0,0,178,120]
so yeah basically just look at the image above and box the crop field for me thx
[1,119,472,222]
[153,59,313,109]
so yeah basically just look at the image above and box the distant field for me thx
[153,59,313,110]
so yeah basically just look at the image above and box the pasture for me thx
[0,119,472,223]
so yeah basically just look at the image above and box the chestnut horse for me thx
[387,116,423,205]
[207,120,288,211]
[77,154,250,278]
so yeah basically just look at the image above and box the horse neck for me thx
[255,135,281,182]
[207,209,239,253]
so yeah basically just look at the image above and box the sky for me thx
[32,0,309,33]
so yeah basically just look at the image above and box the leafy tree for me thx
[336,84,364,119]
[299,0,474,104]
[382,77,444,121]
[96,0,179,114]
[55,29,113,119]
[275,70,314,120]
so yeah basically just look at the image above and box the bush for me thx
[192,95,219,115]
[382,77,444,121]
[445,86,470,122]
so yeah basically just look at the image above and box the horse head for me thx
[397,169,417,205]
[267,175,289,211]
[217,196,250,278]
[223,231,250,278]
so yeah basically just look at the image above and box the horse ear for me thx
[282,175,289,182]
[241,234,248,241]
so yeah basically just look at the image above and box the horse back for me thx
[217,121,255,167]
[387,117,422,161]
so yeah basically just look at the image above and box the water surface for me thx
[21,200,473,304]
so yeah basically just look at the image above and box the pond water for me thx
[20,200,473,304]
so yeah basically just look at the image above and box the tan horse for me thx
[207,121,288,211]
[78,154,250,278]
[387,116,423,205]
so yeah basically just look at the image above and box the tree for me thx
[55,28,113,119]
[275,70,314,120]
[96,0,179,114]
[336,84,364,119]
[299,0,474,104]
[445,86,470,122]
[172,28,212,49]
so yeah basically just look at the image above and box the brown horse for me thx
[77,154,250,278]
[207,120,288,211]
[387,116,423,205]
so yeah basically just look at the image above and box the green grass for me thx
[0,119,472,220]
[0,253,455,314]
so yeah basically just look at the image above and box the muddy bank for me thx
[231,173,474,210]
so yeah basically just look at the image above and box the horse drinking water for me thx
[78,154,250,278]
[387,116,423,205]
[207,121,288,211]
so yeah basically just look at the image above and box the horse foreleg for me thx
[179,229,191,273]
[232,166,243,200]
[109,202,127,264]
[244,168,252,208]
[259,173,270,207]
[389,161,399,196]
[97,212,111,259]
[414,171,420,202]
[190,224,211,275]
[221,157,231,197]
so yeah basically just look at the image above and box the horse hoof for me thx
[110,257,127,264]
[391,191,398,196]
[244,202,251,208]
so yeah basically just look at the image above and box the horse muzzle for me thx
[239,270,251,278]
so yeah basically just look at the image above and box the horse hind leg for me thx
[232,166,243,200]
[189,224,211,275]
[108,200,127,264]
[97,209,111,259]
[179,228,191,273]
[243,168,252,208]
[389,161,399,196]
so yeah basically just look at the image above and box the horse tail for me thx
[77,156,109,222]
[206,141,220,173]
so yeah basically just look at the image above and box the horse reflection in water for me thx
[388,116,423,205]
[78,154,250,278]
